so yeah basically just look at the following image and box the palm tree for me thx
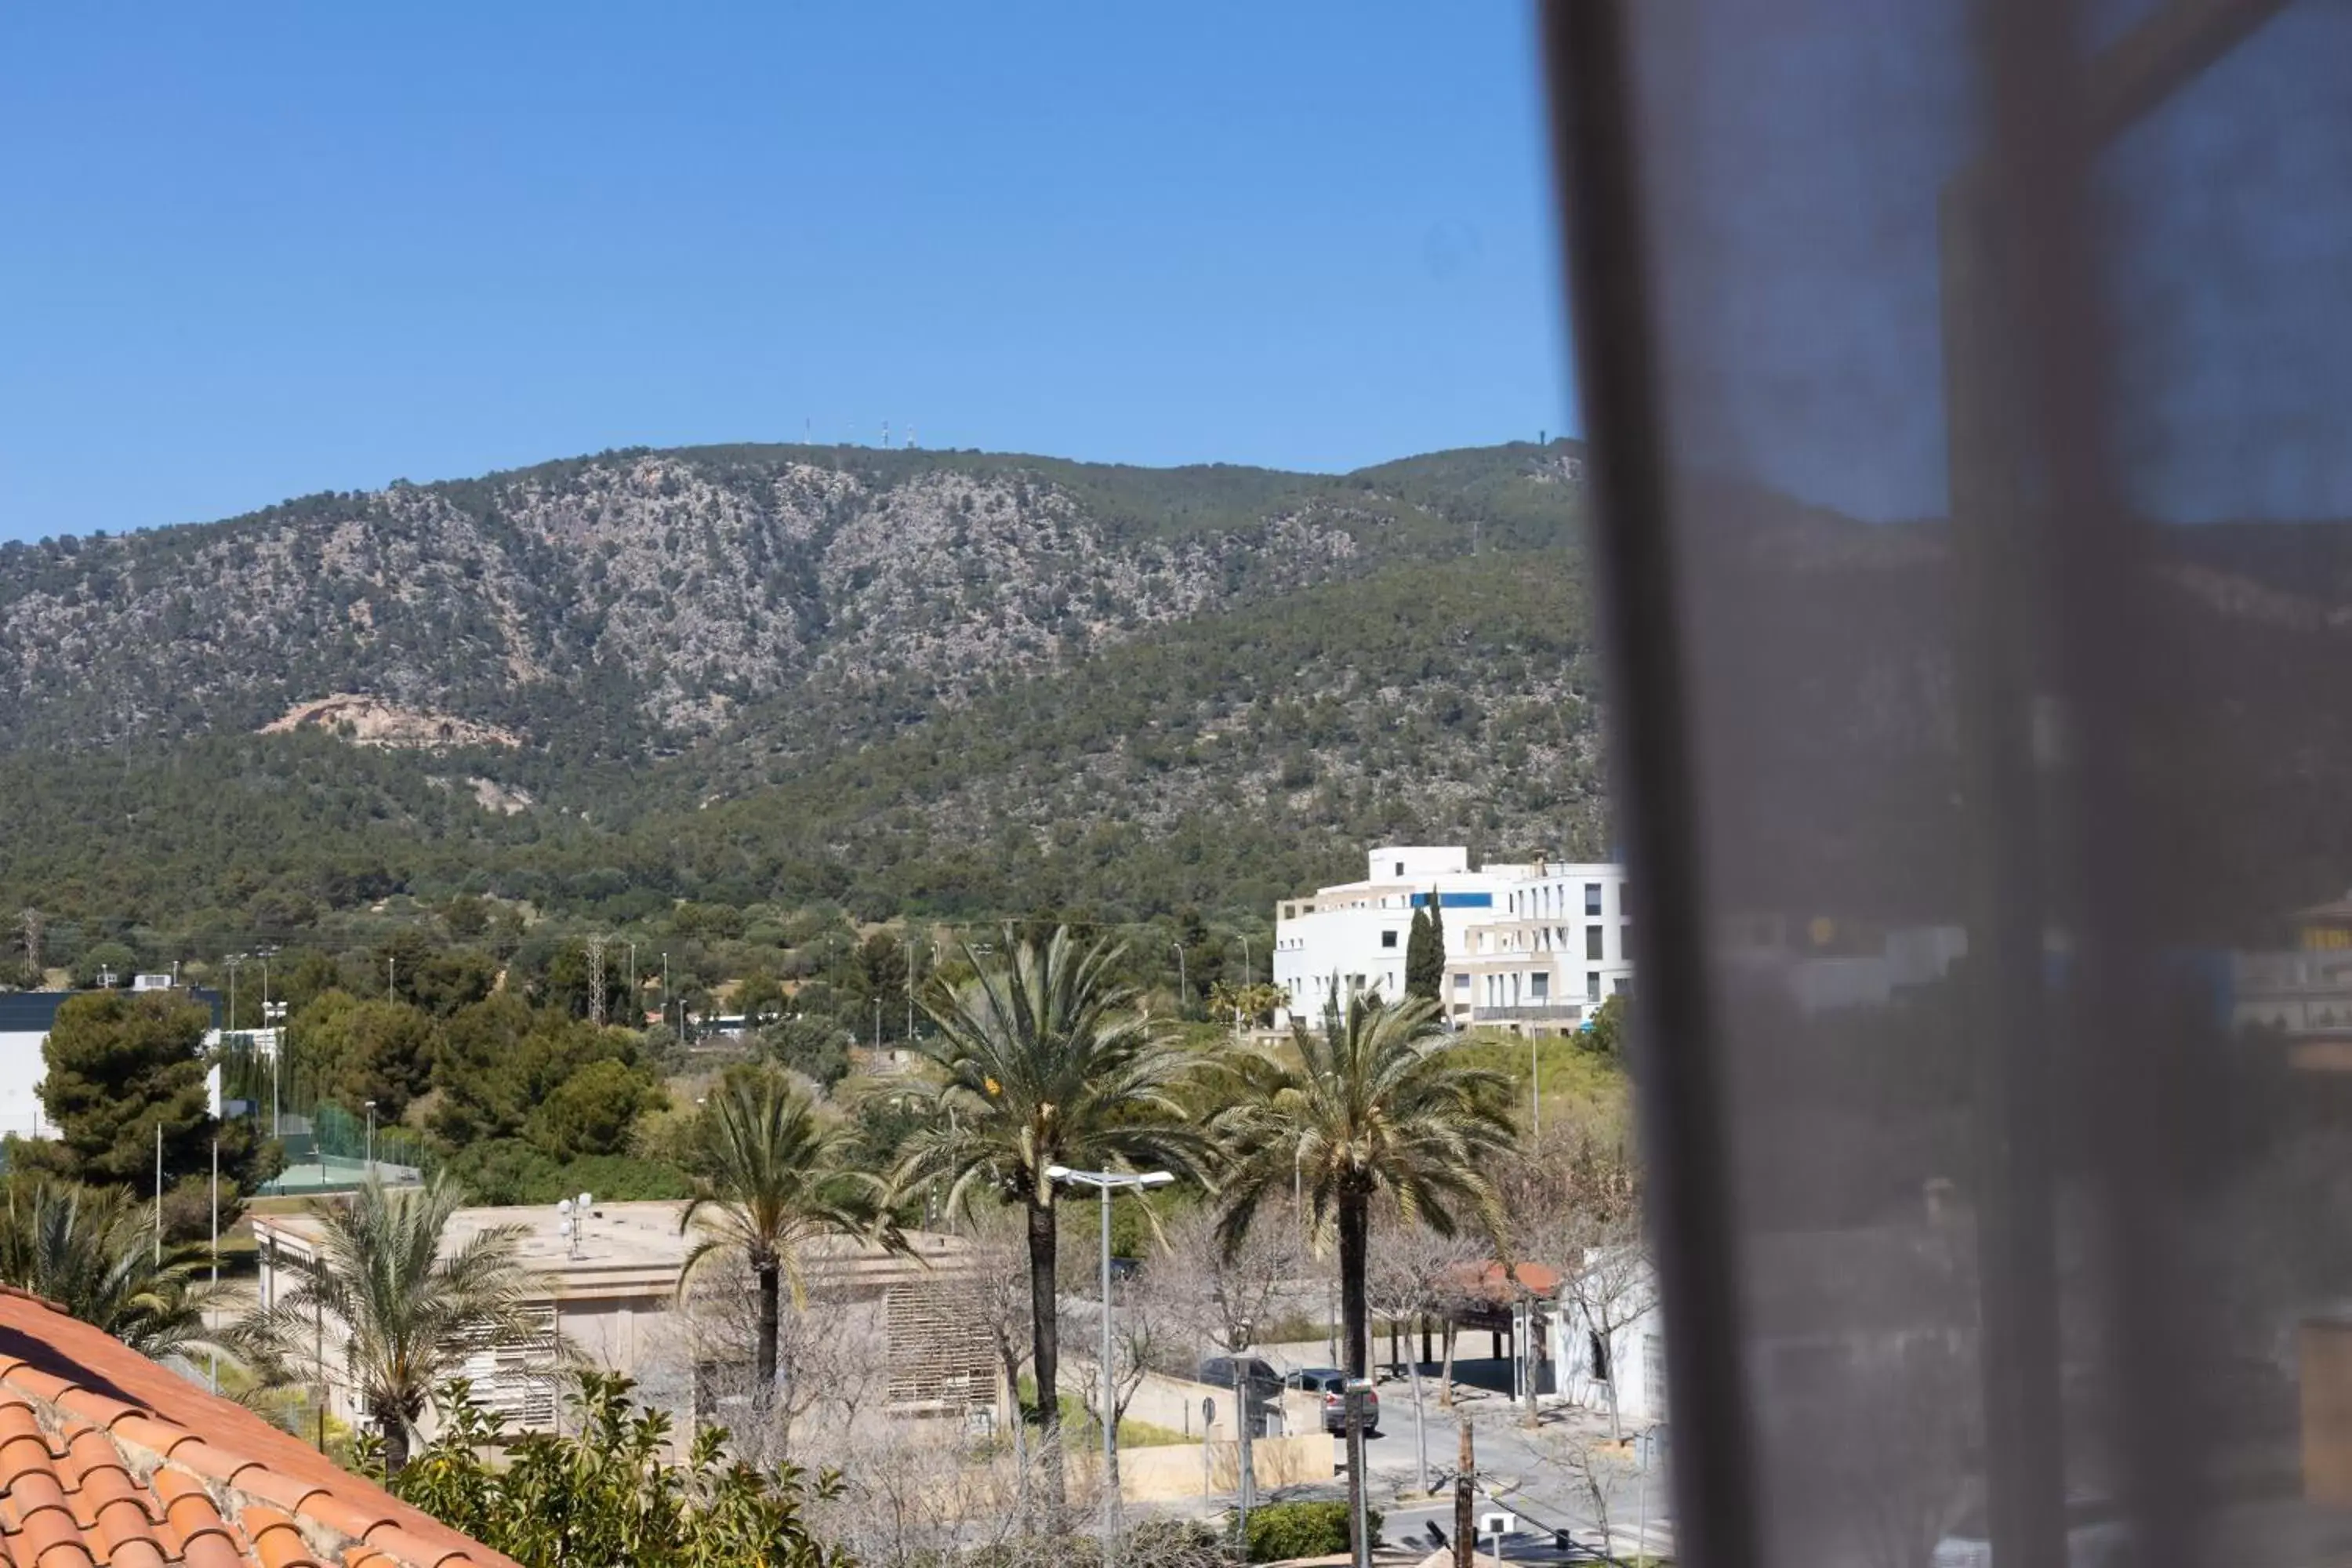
[676,1067,902,1401]
[1216,991,1515,1381]
[897,927,1214,1507]
[247,1173,539,1472]
[0,1180,238,1366]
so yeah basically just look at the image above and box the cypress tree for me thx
[1405,889,1446,1003]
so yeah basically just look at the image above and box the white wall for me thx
[1273,850,1633,1028]
[0,1032,47,1139]
[1554,1255,1665,1428]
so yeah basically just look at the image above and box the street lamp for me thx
[364,1100,377,1173]
[1047,1165,1177,1566]
[258,947,280,1138]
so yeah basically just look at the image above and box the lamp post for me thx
[259,947,279,1138]
[364,1100,377,1173]
[1170,944,1187,1014]
[1047,1165,1176,1567]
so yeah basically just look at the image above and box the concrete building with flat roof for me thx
[1271,845,1632,1033]
[252,1198,993,1437]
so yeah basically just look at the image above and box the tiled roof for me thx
[0,1285,517,1568]
[1448,1259,1566,1301]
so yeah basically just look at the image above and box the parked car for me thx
[1284,1367,1381,1434]
[1199,1356,1283,1404]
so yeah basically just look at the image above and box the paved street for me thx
[1197,1345,1673,1563]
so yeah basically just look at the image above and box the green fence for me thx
[218,1037,434,1192]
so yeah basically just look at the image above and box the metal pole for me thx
[152,1122,162,1264]
[1344,1379,1372,1568]
[1530,1033,1541,1138]
[209,1139,220,1392]
[663,952,671,1036]
[1171,945,1186,1013]
[263,953,277,1138]
[315,1287,326,1452]
[1233,1361,1256,1527]
[1102,1178,1118,1561]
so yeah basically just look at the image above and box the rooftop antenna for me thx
[883,419,891,449]
[908,423,917,449]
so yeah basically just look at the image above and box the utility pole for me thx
[152,1122,162,1264]
[662,952,671,1038]
[1454,1421,1475,1568]
[586,933,608,1026]
[387,956,395,1003]
[1531,1033,1542,1138]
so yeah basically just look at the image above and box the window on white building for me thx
[1621,922,1632,961]
[1531,973,1549,1001]
[1381,930,1398,949]
[1584,883,1603,916]
[1588,971,1602,1003]
[1586,925,1605,960]
[1453,973,1468,992]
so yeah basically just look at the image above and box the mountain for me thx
[0,440,1607,941]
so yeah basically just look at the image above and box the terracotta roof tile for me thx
[244,1504,327,1568]
[0,1290,517,1568]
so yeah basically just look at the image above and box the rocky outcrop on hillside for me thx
[0,448,1392,752]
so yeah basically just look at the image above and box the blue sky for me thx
[0,2,1569,542]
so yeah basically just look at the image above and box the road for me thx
[1202,1345,1673,1563]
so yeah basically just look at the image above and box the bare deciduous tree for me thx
[1367,1218,1480,1490]
[1061,1271,1179,1484]
[1501,1126,1646,1431]
[1157,1201,1301,1359]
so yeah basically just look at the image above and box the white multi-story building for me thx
[1270,845,1633,1033]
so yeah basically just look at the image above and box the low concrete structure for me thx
[253,1198,987,1434]
[1069,1432,1333,1503]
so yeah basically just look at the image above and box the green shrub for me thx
[1239,1501,1380,1563]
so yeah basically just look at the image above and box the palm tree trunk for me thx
[1338,1185,1370,1379]
[378,1404,411,1475]
[1028,1198,1066,1508]
[756,1256,781,1402]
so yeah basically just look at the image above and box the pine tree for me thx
[1405,891,1446,1003]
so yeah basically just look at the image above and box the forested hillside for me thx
[0,440,1604,957]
